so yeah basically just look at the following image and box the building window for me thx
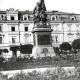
[67,24,72,31]
[24,17,27,20]
[68,26,71,31]
[77,26,80,31]
[12,36,16,43]
[11,16,14,20]
[0,37,2,43]
[55,36,58,42]
[70,17,75,21]
[0,26,2,32]
[24,16,27,20]
[52,36,54,42]
[76,24,80,31]
[52,17,55,20]
[54,25,59,31]
[25,27,28,31]
[25,34,30,43]
[11,27,15,31]
[69,36,72,42]
[71,18,75,20]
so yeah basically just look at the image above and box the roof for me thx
[0,9,80,15]
[46,10,80,15]
[18,11,32,15]
[0,11,6,14]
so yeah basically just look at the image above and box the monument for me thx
[32,0,56,58]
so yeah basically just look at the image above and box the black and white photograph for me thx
[0,0,80,80]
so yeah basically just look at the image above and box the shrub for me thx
[3,49,9,53]
[72,39,80,49]
[59,42,71,51]
[20,44,33,54]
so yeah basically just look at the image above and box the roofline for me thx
[0,9,80,15]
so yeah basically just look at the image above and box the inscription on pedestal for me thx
[38,35,50,45]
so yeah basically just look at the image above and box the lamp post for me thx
[18,21,21,57]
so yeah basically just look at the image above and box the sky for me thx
[0,0,80,14]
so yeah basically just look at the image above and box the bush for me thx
[59,42,71,51]
[3,49,9,53]
[20,44,33,54]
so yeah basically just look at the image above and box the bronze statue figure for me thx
[33,0,48,25]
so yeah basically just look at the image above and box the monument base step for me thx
[31,46,56,59]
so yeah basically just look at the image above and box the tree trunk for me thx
[13,51,17,57]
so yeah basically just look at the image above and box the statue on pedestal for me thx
[32,0,55,59]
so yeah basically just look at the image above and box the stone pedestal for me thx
[31,24,56,58]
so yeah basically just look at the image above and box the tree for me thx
[20,44,33,54]
[10,46,19,58]
[59,42,72,52]
[72,39,80,49]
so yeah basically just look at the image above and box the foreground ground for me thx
[0,55,80,80]
[0,55,80,71]
[0,67,80,80]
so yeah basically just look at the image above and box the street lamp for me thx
[18,21,21,57]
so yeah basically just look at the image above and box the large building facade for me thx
[0,8,80,58]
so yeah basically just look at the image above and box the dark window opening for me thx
[0,26,2,32]
[25,27,28,31]
[11,16,14,20]
[11,27,15,31]
[55,36,58,42]
[24,17,27,20]
[28,16,30,20]
[12,37,16,43]
[0,37,2,43]
[71,18,75,21]
[52,17,55,20]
